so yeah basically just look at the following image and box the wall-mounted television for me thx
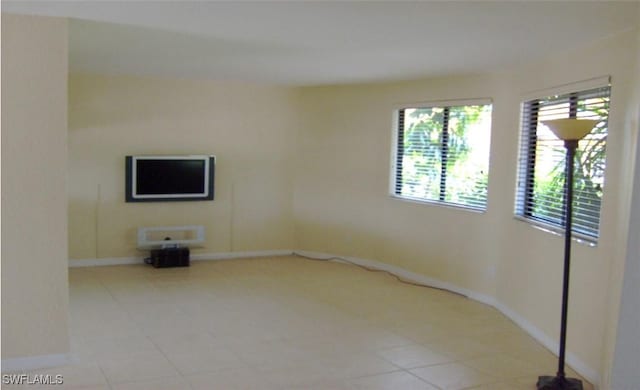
[125,155,215,202]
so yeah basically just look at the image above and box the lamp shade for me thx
[542,119,599,141]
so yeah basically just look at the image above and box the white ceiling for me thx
[2,1,638,86]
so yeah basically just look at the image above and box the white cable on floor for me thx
[292,251,468,298]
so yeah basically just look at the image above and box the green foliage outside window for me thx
[519,86,609,239]
[396,103,492,210]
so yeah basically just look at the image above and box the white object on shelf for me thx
[137,225,205,249]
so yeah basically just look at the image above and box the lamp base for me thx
[537,375,583,390]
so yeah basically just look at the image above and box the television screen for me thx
[125,155,215,202]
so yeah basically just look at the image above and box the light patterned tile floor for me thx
[7,256,593,389]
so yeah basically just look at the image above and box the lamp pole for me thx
[557,139,577,381]
[536,119,598,390]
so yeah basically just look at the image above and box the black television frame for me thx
[125,155,215,202]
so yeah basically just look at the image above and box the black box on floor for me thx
[149,247,190,268]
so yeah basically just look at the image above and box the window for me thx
[515,85,610,240]
[393,101,492,211]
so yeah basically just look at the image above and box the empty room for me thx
[2,1,639,390]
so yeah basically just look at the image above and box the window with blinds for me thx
[515,85,610,240]
[393,102,492,211]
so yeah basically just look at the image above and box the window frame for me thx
[515,82,611,243]
[390,99,493,212]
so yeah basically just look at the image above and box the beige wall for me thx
[1,13,70,359]
[68,74,297,260]
[294,76,502,298]
[496,29,639,386]
[29,8,636,386]
[294,28,639,386]
[609,21,640,389]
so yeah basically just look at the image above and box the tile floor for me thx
[6,256,593,389]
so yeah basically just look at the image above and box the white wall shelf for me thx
[137,225,205,249]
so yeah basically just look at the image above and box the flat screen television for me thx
[125,155,215,202]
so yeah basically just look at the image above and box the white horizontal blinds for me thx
[444,105,491,209]
[395,102,492,210]
[395,107,443,201]
[516,85,610,238]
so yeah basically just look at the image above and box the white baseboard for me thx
[293,250,600,387]
[190,249,294,261]
[68,256,142,267]
[494,301,600,386]
[68,249,294,267]
[1,353,69,373]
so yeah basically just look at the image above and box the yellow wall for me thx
[1,13,70,359]
[294,28,639,385]
[68,74,298,260]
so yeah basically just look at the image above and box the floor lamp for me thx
[536,118,599,390]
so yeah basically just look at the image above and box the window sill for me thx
[390,194,487,214]
[513,215,597,247]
